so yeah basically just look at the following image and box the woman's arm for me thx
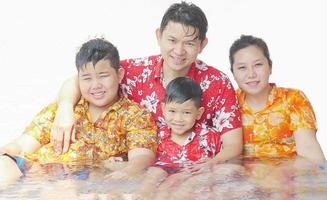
[294,128,326,164]
[214,127,243,163]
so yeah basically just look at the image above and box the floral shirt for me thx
[155,126,221,168]
[24,97,157,164]
[120,55,242,135]
[237,83,317,157]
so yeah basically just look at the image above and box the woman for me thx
[229,35,325,163]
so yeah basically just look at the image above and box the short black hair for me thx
[229,35,272,72]
[75,38,120,71]
[160,1,208,41]
[165,77,202,108]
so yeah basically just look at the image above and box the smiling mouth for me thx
[246,81,260,86]
[171,123,184,128]
[91,91,105,98]
[170,56,185,65]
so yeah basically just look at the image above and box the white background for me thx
[0,0,326,156]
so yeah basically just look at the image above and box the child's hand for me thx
[182,158,214,175]
[104,156,127,171]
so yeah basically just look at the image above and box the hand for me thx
[51,102,76,154]
[182,158,215,175]
[104,157,127,171]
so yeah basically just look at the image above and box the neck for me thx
[170,131,192,146]
[88,105,106,122]
[245,84,272,113]
[88,96,119,122]
[162,64,191,87]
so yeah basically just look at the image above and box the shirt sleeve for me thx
[288,89,317,131]
[23,102,57,146]
[125,106,158,153]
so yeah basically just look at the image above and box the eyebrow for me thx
[79,73,91,77]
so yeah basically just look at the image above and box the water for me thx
[1,157,327,200]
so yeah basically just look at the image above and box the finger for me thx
[71,125,77,143]
[54,130,63,155]
[50,126,57,146]
[62,129,72,153]
[107,157,115,163]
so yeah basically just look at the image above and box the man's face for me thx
[156,21,207,76]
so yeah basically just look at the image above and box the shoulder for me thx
[193,59,228,77]
[120,55,160,69]
[275,86,307,100]
[118,97,156,123]
[192,59,234,91]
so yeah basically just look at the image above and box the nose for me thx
[248,67,257,78]
[174,42,186,55]
[91,78,103,89]
[174,112,184,122]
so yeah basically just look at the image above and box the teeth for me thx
[91,91,105,97]
[172,56,184,65]
[247,81,259,86]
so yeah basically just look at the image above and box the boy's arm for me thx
[1,134,41,156]
[106,148,155,179]
[51,75,80,154]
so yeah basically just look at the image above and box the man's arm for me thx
[213,127,243,163]
[51,75,80,154]
[185,127,243,173]
[294,128,326,164]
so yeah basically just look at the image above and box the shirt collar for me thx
[237,83,277,112]
[153,55,197,81]
[77,96,126,115]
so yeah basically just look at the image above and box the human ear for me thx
[197,107,205,120]
[199,37,208,54]
[155,28,162,46]
[118,67,125,83]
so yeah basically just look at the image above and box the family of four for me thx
[0,1,325,184]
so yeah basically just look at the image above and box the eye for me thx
[186,42,195,47]
[100,74,109,78]
[184,111,192,115]
[168,109,175,113]
[255,63,263,67]
[237,66,246,70]
[82,77,91,81]
[168,38,175,43]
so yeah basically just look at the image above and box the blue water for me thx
[0,158,327,200]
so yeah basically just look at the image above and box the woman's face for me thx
[232,45,272,96]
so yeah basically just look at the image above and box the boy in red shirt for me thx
[136,77,221,198]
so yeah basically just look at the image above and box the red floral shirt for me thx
[120,55,242,135]
[154,126,221,168]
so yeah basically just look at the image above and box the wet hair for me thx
[75,38,120,71]
[160,1,208,41]
[165,77,202,108]
[229,35,272,72]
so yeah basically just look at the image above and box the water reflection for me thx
[0,157,326,199]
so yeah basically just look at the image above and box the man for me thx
[52,2,243,169]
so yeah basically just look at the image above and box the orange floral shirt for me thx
[23,97,157,164]
[237,84,317,157]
